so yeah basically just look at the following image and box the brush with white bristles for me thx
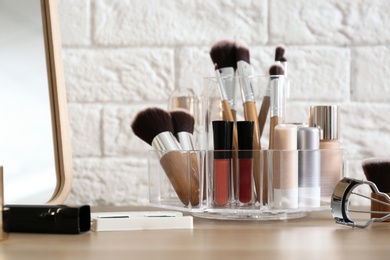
[131,107,199,206]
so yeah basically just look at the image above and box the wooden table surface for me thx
[1,206,389,260]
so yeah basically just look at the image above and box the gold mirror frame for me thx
[41,0,72,204]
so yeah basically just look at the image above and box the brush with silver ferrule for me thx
[268,64,286,149]
[170,109,202,201]
[209,39,237,121]
[235,40,261,202]
[258,64,284,141]
[210,39,239,200]
[275,45,288,78]
[131,107,199,206]
[170,110,195,150]
[259,64,285,203]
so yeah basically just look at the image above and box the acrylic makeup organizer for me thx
[148,75,345,220]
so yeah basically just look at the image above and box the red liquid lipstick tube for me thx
[212,121,233,206]
[237,121,254,204]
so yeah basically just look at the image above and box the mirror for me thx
[0,0,72,204]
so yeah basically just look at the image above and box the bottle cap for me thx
[274,124,297,150]
[309,105,339,140]
[297,127,320,150]
[212,121,233,159]
[236,121,254,158]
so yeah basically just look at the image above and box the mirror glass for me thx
[0,0,56,203]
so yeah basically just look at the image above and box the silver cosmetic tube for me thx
[297,127,321,207]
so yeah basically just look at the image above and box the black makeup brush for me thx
[170,110,195,150]
[210,39,237,71]
[274,46,285,62]
[275,45,288,78]
[131,107,199,206]
[235,40,261,202]
[362,157,390,193]
[209,39,237,122]
[362,157,390,220]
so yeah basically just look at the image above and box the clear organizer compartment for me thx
[148,74,345,220]
[148,149,345,220]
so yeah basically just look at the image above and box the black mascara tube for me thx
[2,204,91,234]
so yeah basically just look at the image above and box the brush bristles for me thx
[235,40,250,64]
[269,64,285,76]
[275,46,285,61]
[170,110,195,136]
[210,39,237,70]
[362,157,390,193]
[131,107,174,146]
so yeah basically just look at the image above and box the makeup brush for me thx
[170,110,195,150]
[362,157,390,193]
[209,40,238,124]
[275,45,288,78]
[261,65,285,204]
[268,64,285,149]
[258,64,285,141]
[210,39,239,200]
[131,107,199,206]
[236,40,261,202]
[170,110,202,201]
[362,157,390,221]
[274,46,285,63]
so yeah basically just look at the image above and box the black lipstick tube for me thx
[2,204,91,234]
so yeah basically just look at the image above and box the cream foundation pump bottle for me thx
[309,105,341,200]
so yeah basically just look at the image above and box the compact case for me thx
[2,204,91,234]
[148,75,345,220]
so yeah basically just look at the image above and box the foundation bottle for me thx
[309,105,341,201]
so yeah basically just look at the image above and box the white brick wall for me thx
[59,0,390,206]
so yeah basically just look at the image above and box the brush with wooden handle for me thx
[268,65,285,149]
[258,64,285,141]
[235,40,262,202]
[258,46,285,141]
[362,157,390,221]
[210,39,239,200]
[170,110,202,201]
[131,107,200,206]
[259,64,284,203]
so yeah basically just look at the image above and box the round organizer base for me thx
[192,209,307,221]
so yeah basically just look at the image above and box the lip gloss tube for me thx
[237,121,254,204]
[212,121,233,206]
